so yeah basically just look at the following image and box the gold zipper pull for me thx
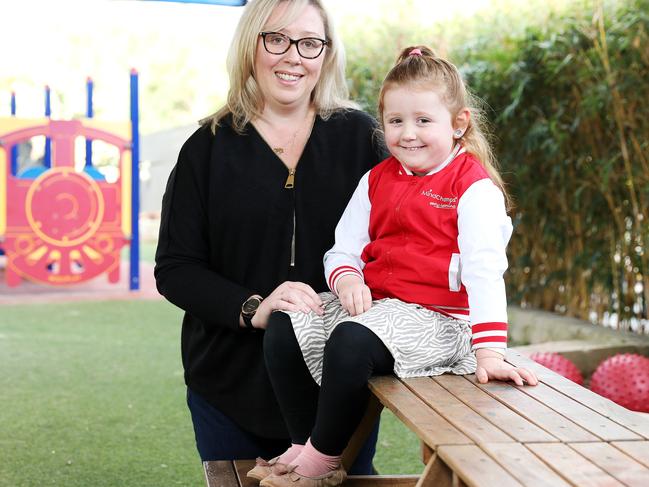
[284,168,296,189]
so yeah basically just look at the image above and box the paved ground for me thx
[0,260,162,305]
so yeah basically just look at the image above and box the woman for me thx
[154,0,385,473]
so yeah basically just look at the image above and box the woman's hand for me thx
[475,349,538,386]
[337,275,372,316]
[251,281,324,329]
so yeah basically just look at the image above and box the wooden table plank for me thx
[514,382,640,441]
[570,442,649,487]
[433,374,558,443]
[507,351,649,439]
[526,443,624,487]
[228,460,420,487]
[480,442,572,487]
[403,377,514,444]
[369,373,648,487]
[344,476,419,486]
[204,461,240,487]
[472,377,599,442]
[417,454,453,487]
[233,460,257,487]
[369,376,472,447]
[437,445,524,487]
[611,441,649,468]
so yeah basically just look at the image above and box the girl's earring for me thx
[453,129,464,139]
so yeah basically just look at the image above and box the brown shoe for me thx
[247,457,290,482]
[259,465,346,487]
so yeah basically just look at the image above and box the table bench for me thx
[204,350,649,486]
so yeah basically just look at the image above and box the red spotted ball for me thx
[529,351,584,385]
[590,353,649,412]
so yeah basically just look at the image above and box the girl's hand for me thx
[252,281,324,329]
[336,275,372,316]
[475,349,538,386]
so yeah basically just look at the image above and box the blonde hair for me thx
[378,45,509,206]
[202,0,357,133]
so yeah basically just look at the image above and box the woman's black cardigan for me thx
[155,109,386,438]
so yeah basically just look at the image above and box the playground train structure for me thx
[0,71,140,290]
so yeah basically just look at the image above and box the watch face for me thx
[242,297,262,316]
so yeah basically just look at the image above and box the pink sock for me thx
[277,443,304,465]
[291,438,341,478]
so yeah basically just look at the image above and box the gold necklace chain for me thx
[283,113,316,189]
[254,112,316,188]
[272,124,303,155]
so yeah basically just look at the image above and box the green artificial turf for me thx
[0,300,200,487]
[0,299,421,486]
[374,411,421,475]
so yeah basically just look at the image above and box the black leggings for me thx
[263,312,394,456]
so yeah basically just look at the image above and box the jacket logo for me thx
[421,190,457,209]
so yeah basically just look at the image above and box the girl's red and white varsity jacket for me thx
[324,147,512,352]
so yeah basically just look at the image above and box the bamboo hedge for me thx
[345,0,649,332]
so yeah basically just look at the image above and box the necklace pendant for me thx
[273,147,284,155]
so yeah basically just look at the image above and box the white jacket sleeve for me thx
[323,171,372,295]
[457,179,513,351]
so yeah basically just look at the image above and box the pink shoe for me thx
[259,465,346,487]
[247,457,290,482]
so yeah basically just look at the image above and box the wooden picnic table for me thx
[366,350,649,487]
[204,350,649,486]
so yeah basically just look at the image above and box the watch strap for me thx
[242,313,255,329]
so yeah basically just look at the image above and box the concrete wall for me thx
[508,306,648,346]
[140,123,198,214]
[509,306,649,376]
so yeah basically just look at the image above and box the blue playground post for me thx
[86,77,94,167]
[10,91,17,175]
[44,85,51,167]
[129,68,140,291]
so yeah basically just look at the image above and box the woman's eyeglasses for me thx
[259,32,329,59]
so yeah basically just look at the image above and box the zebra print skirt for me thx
[285,292,477,386]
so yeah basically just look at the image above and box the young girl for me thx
[251,46,538,487]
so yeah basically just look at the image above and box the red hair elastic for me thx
[409,48,422,56]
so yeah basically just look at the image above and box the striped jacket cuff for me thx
[471,322,508,350]
[328,265,364,295]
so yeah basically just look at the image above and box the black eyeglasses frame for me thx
[259,31,329,59]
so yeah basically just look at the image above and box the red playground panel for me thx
[0,118,133,286]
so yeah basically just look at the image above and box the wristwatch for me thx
[241,295,263,329]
